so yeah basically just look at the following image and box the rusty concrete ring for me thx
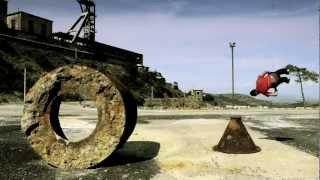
[21,65,137,169]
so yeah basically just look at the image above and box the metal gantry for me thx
[68,0,96,44]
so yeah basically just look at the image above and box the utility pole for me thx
[24,66,27,104]
[318,5,320,109]
[151,86,154,100]
[229,42,236,106]
[75,47,78,60]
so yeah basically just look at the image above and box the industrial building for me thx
[0,0,53,37]
[7,11,53,37]
[191,89,204,101]
[0,0,143,66]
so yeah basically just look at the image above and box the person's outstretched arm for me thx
[260,71,271,77]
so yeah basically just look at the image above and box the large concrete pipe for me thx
[21,65,137,169]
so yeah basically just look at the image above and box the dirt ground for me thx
[0,103,319,179]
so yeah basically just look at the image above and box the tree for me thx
[286,64,319,107]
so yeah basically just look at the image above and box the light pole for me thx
[151,86,154,100]
[229,42,236,105]
[74,47,78,60]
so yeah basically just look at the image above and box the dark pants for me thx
[270,68,290,90]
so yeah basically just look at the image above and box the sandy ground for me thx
[132,119,318,179]
[0,103,319,179]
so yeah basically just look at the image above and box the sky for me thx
[7,0,320,102]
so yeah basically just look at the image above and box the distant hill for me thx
[204,93,319,107]
[257,96,319,104]
[205,93,275,107]
[0,36,183,105]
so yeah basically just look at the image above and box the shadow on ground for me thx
[252,126,318,156]
[0,124,161,180]
[0,125,54,180]
[96,141,160,167]
[259,136,295,142]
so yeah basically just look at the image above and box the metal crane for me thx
[68,0,96,44]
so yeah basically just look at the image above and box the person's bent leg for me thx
[272,77,290,89]
[275,68,289,75]
[280,77,290,83]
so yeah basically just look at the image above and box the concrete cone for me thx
[213,116,261,154]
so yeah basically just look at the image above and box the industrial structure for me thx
[7,11,53,37]
[0,0,143,66]
[0,0,97,43]
[68,0,96,43]
[191,89,204,101]
[0,0,7,29]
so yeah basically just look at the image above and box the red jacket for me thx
[256,72,273,96]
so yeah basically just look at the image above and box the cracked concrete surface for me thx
[0,104,319,179]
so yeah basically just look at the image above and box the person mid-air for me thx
[250,68,290,97]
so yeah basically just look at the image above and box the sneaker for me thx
[285,69,290,75]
